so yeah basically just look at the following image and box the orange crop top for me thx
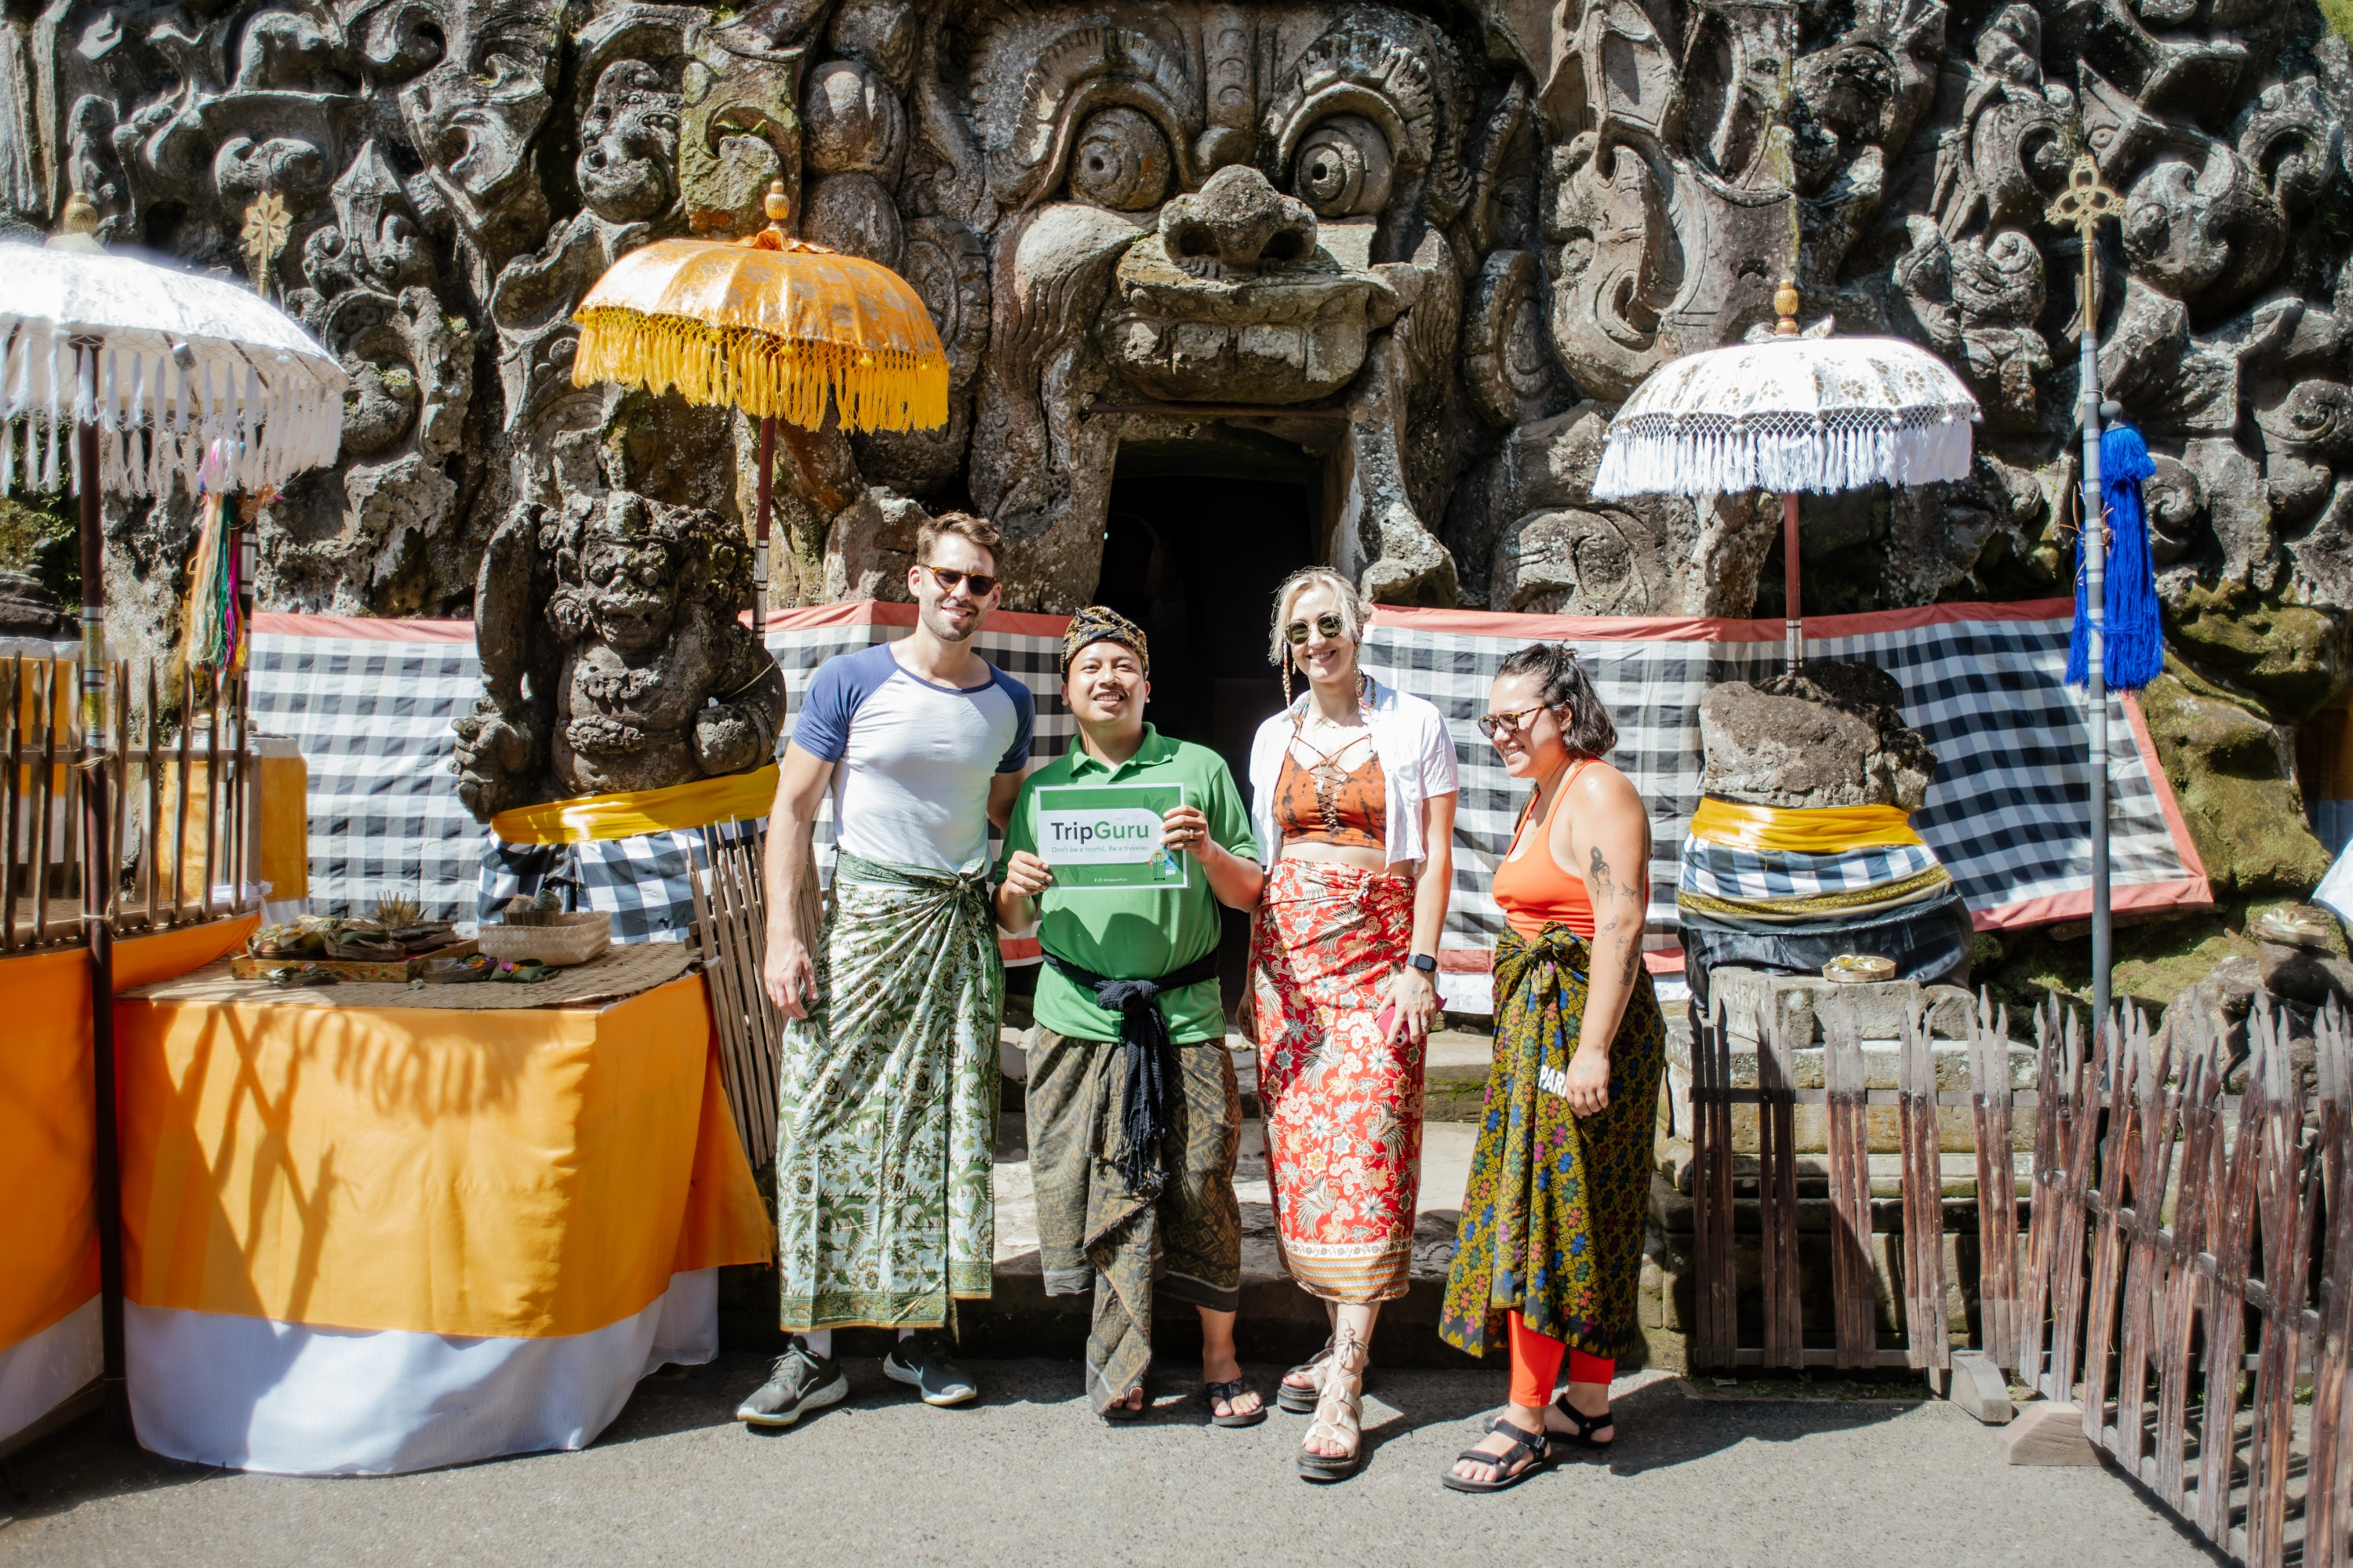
[1492,761,1596,938]
[1272,748,1387,851]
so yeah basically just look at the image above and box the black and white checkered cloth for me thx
[252,602,2204,970]
[475,820,766,944]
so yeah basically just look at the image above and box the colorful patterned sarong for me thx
[775,852,1003,1330]
[1249,858,1423,1304]
[1027,1029,1241,1413]
[1440,922,1666,1361]
[1676,796,1953,924]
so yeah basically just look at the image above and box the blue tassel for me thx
[2067,420,2162,691]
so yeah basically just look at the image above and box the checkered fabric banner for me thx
[1360,599,2209,965]
[248,620,483,921]
[253,600,2208,973]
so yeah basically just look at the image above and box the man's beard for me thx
[919,597,979,646]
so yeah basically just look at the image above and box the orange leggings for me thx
[1507,1310,1613,1407]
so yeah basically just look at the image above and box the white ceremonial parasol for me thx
[0,193,346,1437]
[1594,281,1980,674]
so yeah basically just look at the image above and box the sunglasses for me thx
[1282,612,1347,646]
[922,563,1000,598]
[1475,704,1554,740]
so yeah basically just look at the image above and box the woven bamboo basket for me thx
[475,911,613,966]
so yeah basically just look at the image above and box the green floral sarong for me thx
[1439,922,1666,1361]
[776,852,1004,1330]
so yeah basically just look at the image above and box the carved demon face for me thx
[962,4,1463,407]
[578,536,680,653]
[578,61,682,225]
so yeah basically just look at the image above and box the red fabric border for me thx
[1363,597,2076,644]
[750,599,1075,639]
[253,612,475,643]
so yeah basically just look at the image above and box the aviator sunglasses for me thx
[1282,612,1347,646]
[923,563,1000,597]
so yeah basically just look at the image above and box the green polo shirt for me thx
[999,725,1258,1045]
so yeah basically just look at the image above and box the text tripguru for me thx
[1047,820,1155,845]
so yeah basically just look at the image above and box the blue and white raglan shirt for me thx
[791,642,1035,874]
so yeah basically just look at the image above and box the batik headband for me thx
[1061,605,1149,678]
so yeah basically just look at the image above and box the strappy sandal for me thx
[1277,1338,1333,1414]
[1296,1362,1366,1482]
[1551,1394,1615,1447]
[1442,1416,1553,1494]
[1203,1378,1267,1428]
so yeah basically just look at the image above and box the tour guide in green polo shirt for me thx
[997,606,1266,1427]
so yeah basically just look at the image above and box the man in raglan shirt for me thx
[737,511,1034,1427]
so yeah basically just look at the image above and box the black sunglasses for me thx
[1282,612,1347,646]
[923,563,1000,598]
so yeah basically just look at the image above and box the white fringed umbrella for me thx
[0,239,346,500]
[1,196,345,1437]
[1594,282,1980,672]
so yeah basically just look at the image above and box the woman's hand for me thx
[1162,803,1211,857]
[1562,1046,1609,1117]
[1000,849,1053,898]
[1384,963,1438,1044]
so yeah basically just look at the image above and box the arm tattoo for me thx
[1588,846,1646,988]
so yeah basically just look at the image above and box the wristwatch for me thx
[1407,953,1438,976]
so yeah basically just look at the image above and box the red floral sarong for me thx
[1249,858,1424,1303]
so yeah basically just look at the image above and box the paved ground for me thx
[1,1358,2221,1568]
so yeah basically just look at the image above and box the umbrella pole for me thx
[2080,318,2110,1033]
[755,415,775,635]
[72,362,128,1437]
[1783,492,1802,677]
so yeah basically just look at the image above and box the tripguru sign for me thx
[1033,783,1188,890]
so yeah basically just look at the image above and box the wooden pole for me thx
[73,348,127,1436]
[755,414,775,636]
[1775,279,1802,676]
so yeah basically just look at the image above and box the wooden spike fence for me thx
[3,653,255,950]
[1686,983,2352,1566]
[689,823,812,1171]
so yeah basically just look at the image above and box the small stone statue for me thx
[453,493,787,823]
[1698,660,1937,813]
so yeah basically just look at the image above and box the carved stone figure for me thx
[452,493,787,819]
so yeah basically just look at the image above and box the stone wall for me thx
[5,0,2348,872]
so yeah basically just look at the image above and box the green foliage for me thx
[0,493,79,603]
[2323,0,2353,43]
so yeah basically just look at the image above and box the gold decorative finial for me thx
[1773,278,1800,337]
[764,179,791,228]
[242,191,293,302]
[2045,154,2122,340]
[45,190,104,252]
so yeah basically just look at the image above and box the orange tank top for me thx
[1492,760,1597,938]
[1272,748,1386,851]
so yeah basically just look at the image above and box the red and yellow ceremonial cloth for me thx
[0,917,256,1447]
[110,974,771,1475]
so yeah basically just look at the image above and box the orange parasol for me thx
[571,182,949,623]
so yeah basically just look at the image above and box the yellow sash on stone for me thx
[489,763,779,844]
[1686,797,1922,854]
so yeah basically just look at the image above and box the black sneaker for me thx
[736,1337,848,1428]
[882,1331,978,1406]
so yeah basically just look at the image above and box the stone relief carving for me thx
[2,0,2350,800]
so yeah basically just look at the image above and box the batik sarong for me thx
[1440,922,1667,1361]
[775,852,1002,1330]
[1027,1028,1242,1412]
[1249,858,1423,1304]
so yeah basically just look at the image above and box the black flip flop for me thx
[1442,1418,1553,1493]
[1100,1388,1148,1423]
[1204,1378,1268,1428]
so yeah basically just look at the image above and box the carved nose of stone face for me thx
[1158,165,1318,275]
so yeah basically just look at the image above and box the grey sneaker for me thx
[736,1337,848,1428]
[882,1331,978,1406]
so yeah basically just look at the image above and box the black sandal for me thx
[1551,1394,1615,1446]
[1442,1417,1552,1493]
[1100,1387,1148,1423]
[1203,1378,1267,1428]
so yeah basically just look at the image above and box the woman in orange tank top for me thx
[1437,643,1667,1494]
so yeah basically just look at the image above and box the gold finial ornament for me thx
[763,179,791,228]
[1773,278,1800,337]
[242,191,293,301]
[45,190,104,251]
[2045,154,2122,340]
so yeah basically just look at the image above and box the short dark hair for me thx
[1496,642,1617,756]
[916,511,1003,569]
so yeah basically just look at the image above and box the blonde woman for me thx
[1245,567,1458,1482]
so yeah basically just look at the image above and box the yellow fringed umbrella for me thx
[571,181,949,624]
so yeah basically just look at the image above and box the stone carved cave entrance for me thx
[1093,430,1325,1013]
